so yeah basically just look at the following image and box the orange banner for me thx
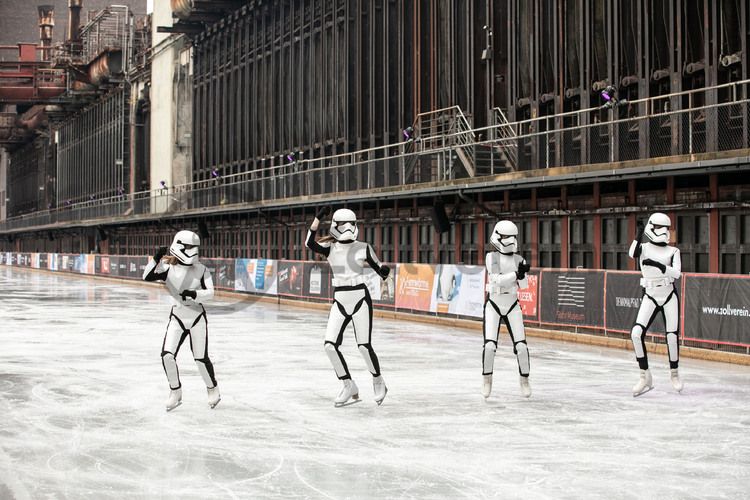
[395,264,435,311]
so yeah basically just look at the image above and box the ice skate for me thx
[482,374,492,399]
[632,369,654,397]
[670,369,683,393]
[334,379,360,407]
[165,388,182,412]
[519,376,531,398]
[207,385,221,408]
[373,375,388,405]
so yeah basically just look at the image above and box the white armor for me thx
[329,208,359,242]
[144,231,219,409]
[306,210,389,405]
[482,220,531,398]
[490,220,518,254]
[644,212,671,244]
[628,213,682,394]
[170,230,200,265]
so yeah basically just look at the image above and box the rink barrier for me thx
[3,252,750,355]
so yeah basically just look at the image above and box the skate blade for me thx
[166,401,182,412]
[375,387,388,406]
[334,395,361,408]
[632,386,654,398]
[209,397,221,409]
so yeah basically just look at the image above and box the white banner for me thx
[430,264,486,318]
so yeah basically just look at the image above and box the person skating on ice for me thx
[482,220,532,399]
[629,213,683,396]
[143,230,220,411]
[306,207,392,407]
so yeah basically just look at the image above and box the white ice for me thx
[1,266,749,500]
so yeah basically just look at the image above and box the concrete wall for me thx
[148,1,191,213]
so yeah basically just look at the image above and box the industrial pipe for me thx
[171,0,194,20]
[721,52,742,67]
[684,60,706,75]
[37,5,55,61]
[67,0,82,43]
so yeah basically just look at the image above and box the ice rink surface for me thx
[1,267,749,500]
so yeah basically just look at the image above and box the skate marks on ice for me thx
[1,267,750,498]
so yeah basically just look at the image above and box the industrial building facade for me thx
[1,0,749,275]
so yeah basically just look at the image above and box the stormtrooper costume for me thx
[306,207,391,407]
[482,220,532,399]
[143,230,220,411]
[628,213,683,396]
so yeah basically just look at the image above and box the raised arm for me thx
[365,244,390,279]
[143,246,169,282]
[628,220,646,260]
[305,206,332,257]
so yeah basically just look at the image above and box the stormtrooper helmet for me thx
[170,230,201,265]
[490,220,519,254]
[329,209,359,242]
[645,212,671,244]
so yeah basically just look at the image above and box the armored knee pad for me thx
[665,331,679,368]
[514,340,530,376]
[357,343,381,376]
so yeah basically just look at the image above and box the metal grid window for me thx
[720,213,750,274]
[601,216,629,270]
[538,219,561,268]
[677,214,710,273]
[569,218,594,269]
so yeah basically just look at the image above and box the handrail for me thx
[2,80,749,229]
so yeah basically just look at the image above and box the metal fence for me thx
[1,80,749,232]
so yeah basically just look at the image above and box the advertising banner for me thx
[395,263,435,312]
[519,271,540,321]
[116,257,128,277]
[430,264,485,318]
[604,272,665,334]
[303,262,331,299]
[207,259,235,290]
[683,274,750,347]
[363,267,396,306]
[277,261,304,296]
[99,256,111,275]
[128,256,148,279]
[108,256,120,276]
[540,270,605,328]
[73,254,88,273]
[38,253,48,270]
[234,258,278,295]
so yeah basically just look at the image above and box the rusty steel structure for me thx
[1,1,142,217]
[2,0,750,276]
[56,86,130,205]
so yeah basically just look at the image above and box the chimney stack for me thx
[67,0,83,44]
[38,5,55,61]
